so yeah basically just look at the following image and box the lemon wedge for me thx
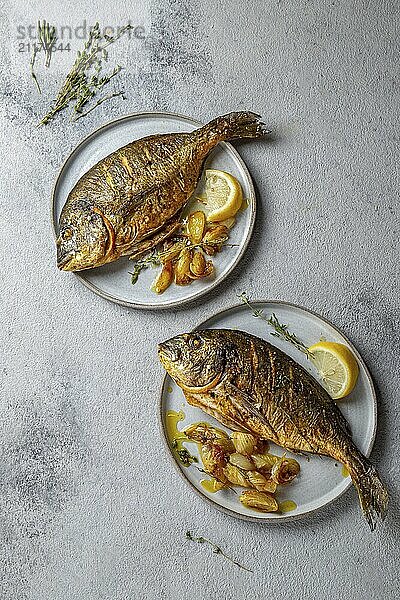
[308,341,359,400]
[204,169,243,222]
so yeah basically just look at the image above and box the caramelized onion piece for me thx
[231,432,257,455]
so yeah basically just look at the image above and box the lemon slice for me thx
[308,341,359,400]
[204,169,243,222]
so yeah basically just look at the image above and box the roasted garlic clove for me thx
[160,239,186,264]
[174,248,192,285]
[251,453,278,471]
[200,443,229,481]
[152,261,173,294]
[189,251,206,278]
[185,422,230,444]
[239,490,279,512]
[260,480,278,493]
[202,224,229,252]
[187,211,206,244]
[247,471,277,493]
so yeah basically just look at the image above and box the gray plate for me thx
[52,112,256,309]
[159,300,377,522]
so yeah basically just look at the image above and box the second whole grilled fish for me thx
[57,111,269,271]
[158,329,388,530]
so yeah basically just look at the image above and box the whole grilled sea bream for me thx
[57,112,269,271]
[158,329,388,529]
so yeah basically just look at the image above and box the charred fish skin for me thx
[158,329,388,530]
[57,112,270,271]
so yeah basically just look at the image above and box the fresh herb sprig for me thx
[129,251,163,285]
[30,45,41,94]
[30,20,58,93]
[185,531,253,572]
[38,20,57,68]
[39,22,131,125]
[238,292,313,359]
[177,448,198,466]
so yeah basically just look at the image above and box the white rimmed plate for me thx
[159,300,377,522]
[52,112,256,309]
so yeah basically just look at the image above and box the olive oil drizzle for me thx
[166,410,198,467]
[279,500,297,513]
[200,478,222,493]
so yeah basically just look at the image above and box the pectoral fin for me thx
[124,213,181,260]
[220,382,281,443]
[220,382,318,453]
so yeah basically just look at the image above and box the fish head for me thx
[158,330,229,391]
[57,201,109,271]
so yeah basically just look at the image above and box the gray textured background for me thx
[1,0,399,598]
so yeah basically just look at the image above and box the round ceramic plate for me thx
[159,300,377,522]
[52,112,256,309]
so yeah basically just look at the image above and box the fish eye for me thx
[192,337,202,349]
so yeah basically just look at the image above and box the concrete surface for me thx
[0,0,399,598]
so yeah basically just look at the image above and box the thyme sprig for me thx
[39,22,131,125]
[38,20,57,68]
[72,90,125,121]
[30,45,41,94]
[71,64,123,120]
[129,251,162,285]
[238,292,313,359]
[185,531,253,572]
[30,20,58,93]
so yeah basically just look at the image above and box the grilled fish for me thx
[57,112,269,271]
[158,329,388,529]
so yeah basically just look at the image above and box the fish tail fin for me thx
[200,112,270,143]
[347,451,388,531]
